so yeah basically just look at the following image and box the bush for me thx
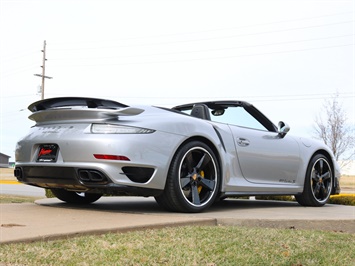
[255,195,295,202]
[329,194,355,206]
[254,194,355,206]
[45,189,55,198]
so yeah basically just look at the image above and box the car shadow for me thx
[37,196,304,215]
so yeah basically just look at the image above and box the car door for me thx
[229,125,301,185]
[211,104,301,185]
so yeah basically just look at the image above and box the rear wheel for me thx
[50,188,102,204]
[155,141,220,213]
[295,154,333,207]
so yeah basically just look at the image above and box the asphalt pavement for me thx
[1,196,354,244]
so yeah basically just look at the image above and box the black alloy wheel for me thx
[155,141,220,213]
[295,154,333,206]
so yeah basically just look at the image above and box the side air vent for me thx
[78,169,109,184]
[122,167,154,183]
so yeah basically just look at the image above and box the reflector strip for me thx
[94,154,130,161]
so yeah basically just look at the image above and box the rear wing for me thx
[27,97,144,123]
[28,97,128,112]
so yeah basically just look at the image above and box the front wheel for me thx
[155,141,220,213]
[50,188,102,204]
[295,154,333,207]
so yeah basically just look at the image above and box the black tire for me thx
[50,188,102,204]
[155,141,220,213]
[295,154,333,207]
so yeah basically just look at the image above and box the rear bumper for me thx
[333,175,341,195]
[14,165,163,197]
[332,160,341,195]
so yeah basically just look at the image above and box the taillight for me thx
[91,124,154,134]
[93,154,130,161]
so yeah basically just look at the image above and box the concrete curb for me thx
[1,218,216,245]
[1,197,354,244]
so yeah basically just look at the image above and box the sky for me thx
[0,0,354,161]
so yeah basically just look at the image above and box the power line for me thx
[1,64,38,77]
[49,34,354,62]
[49,11,354,46]
[51,43,354,67]
[0,94,37,99]
[1,49,39,63]
[49,20,354,51]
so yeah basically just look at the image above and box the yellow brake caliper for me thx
[198,170,204,193]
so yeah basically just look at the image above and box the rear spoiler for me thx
[28,97,129,112]
[27,97,144,123]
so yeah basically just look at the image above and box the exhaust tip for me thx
[14,167,23,180]
[78,169,109,184]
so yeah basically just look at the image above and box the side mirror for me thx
[278,121,290,138]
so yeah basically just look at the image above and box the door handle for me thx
[237,138,250,147]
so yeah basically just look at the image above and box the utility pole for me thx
[34,40,52,99]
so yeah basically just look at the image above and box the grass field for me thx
[0,168,15,180]
[341,175,355,191]
[0,194,42,203]
[1,226,354,265]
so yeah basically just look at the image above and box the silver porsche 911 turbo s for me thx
[14,97,340,212]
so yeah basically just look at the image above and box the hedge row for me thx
[329,194,355,206]
[250,195,355,206]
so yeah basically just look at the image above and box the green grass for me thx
[1,226,354,265]
[0,194,41,204]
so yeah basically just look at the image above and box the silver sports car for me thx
[14,97,341,212]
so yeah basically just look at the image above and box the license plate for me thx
[37,144,59,162]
